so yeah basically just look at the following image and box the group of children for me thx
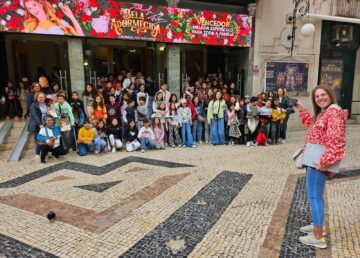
[4,73,295,163]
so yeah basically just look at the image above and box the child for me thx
[37,115,61,164]
[152,91,164,113]
[227,104,241,145]
[91,95,107,125]
[152,102,168,145]
[271,98,286,145]
[106,94,121,125]
[167,103,182,148]
[4,81,22,120]
[93,120,108,153]
[122,99,137,125]
[178,98,195,148]
[246,97,259,147]
[108,118,123,153]
[192,96,205,144]
[54,94,75,152]
[124,120,141,152]
[258,100,272,137]
[138,119,155,153]
[237,99,247,144]
[136,96,149,129]
[77,119,95,156]
[151,117,165,149]
[256,118,268,146]
[136,84,149,106]
[70,92,85,150]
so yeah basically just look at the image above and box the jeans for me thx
[109,134,123,149]
[210,118,225,145]
[271,121,280,143]
[140,138,155,150]
[280,115,290,140]
[78,142,95,156]
[181,123,194,147]
[34,133,40,155]
[204,118,210,142]
[93,137,107,153]
[306,167,327,227]
[192,119,203,142]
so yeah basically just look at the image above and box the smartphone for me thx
[288,98,298,107]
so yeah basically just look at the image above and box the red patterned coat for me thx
[299,104,348,169]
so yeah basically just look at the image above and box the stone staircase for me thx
[0,121,26,161]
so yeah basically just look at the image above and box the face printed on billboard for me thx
[0,0,252,47]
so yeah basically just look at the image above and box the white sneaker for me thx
[254,142,258,146]
[250,142,255,146]
[199,141,203,144]
[141,149,145,153]
[299,234,327,249]
[172,145,175,148]
[205,140,209,144]
[246,142,251,147]
[34,155,40,160]
[182,145,187,148]
[231,141,235,146]
[300,224,327,236]
[192,145,196,148]
[112,148,116,153]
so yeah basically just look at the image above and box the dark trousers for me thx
[239,124,246,144]
[271,121,280,143]
[40,144,61,161]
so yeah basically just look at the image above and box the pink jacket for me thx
[227,110,237,126]
[299,104,347,169]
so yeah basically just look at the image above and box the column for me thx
[352,48,360,122]
[67,38,85,93]
[166,0,181,97]
[166,44,181,96]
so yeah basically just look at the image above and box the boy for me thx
[246,97,259,147]
[77,119,95,156]
[137,119,155,153]
[136,96,149,129]
[69,92,85,150]
[106,94,121,125]
[122,99,137,125]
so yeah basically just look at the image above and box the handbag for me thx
[302,143,341,173]
[292,148,304,169]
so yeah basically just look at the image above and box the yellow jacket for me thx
[77,127,94,144]
[271,107,286,123]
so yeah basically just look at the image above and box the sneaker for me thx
[5,116,10,121]
[299,234,327,249]
[182,145,187,148]
[199,141,203,144]
[172,145,175,148]
[14,116,20,121]
[40,159,46,164]
[141,149,145,153]
[250,142,255,146]
[246,142,251,147]
[300,224,327,236]
[282,140,286,144]
[112,148,116,153]
[254,142,258,146]
[192,145,196,148]
[205,140,209,144]
[231,141,234,146]
[34,154,40,160]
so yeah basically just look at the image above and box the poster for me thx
[0,0,252,47]
[320,59,343,101]
[265,62,309,93]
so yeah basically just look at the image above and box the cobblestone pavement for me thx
[0,125,359,258]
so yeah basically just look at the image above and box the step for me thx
[347,119,357,125]
[12,121,27,128]
[3,136,19,144]
[0,151,11,162]
[0,143,13,151]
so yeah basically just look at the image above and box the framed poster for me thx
[265,61,309,93]
[320,59,343,101]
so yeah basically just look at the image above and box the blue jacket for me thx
[37,125,61,142]
[27,102,49,133]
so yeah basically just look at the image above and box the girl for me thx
[83,83,96,119]
[126,82,136,100]
[136,84,149,106]
[26,82,41,118]
[168,103,182,148]
[50,82,60,100]
[108,118,123,153]
[152,91,164,113]
[91,95,107,125]
[227,104,241,145]
[167,94,179,109]
[93,120,108,154]
[124,120,141,152]
[178,98,195,148]
[192,96,205,144]
[204,88,214,143]
[237,99,247,145]
[151,117,165,149]
[4,81,22,120]
[207,91,227,146]
[152,102,168,145]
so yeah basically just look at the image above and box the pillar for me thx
[247,3,257,96]
[68,38,85,93]
[166,44,181,96]
[352,48,360,120]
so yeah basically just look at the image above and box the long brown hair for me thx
[311,85,337,118]
[24,0,77,35]
[92,95,104,109]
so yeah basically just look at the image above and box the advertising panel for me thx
[0,0,252,47]
[265,61,309,93]
[320,59,344,101]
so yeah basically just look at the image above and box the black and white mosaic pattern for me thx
[0,157,194,188]
[119,171,252,258]
[279,177,316,257]
[75,180,123,193]
[0,233,58,258]
[333,168,360,179]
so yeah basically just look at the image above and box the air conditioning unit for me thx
[331,25,354,43]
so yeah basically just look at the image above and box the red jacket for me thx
[299,104,347,169]
[187,103,197,121]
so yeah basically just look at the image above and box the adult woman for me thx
[207,91,227,146]
[204,88,214,143]
[23,0,84,36]
[28,92,49,159]
[278,88,294,143]
[26,82,41,117]
[296,85,347,248]
[83,84,96,119]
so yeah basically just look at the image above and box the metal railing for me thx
[7,120,29,162]
[0,121,13,145]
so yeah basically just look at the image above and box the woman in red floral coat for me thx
[295,85,347,249]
